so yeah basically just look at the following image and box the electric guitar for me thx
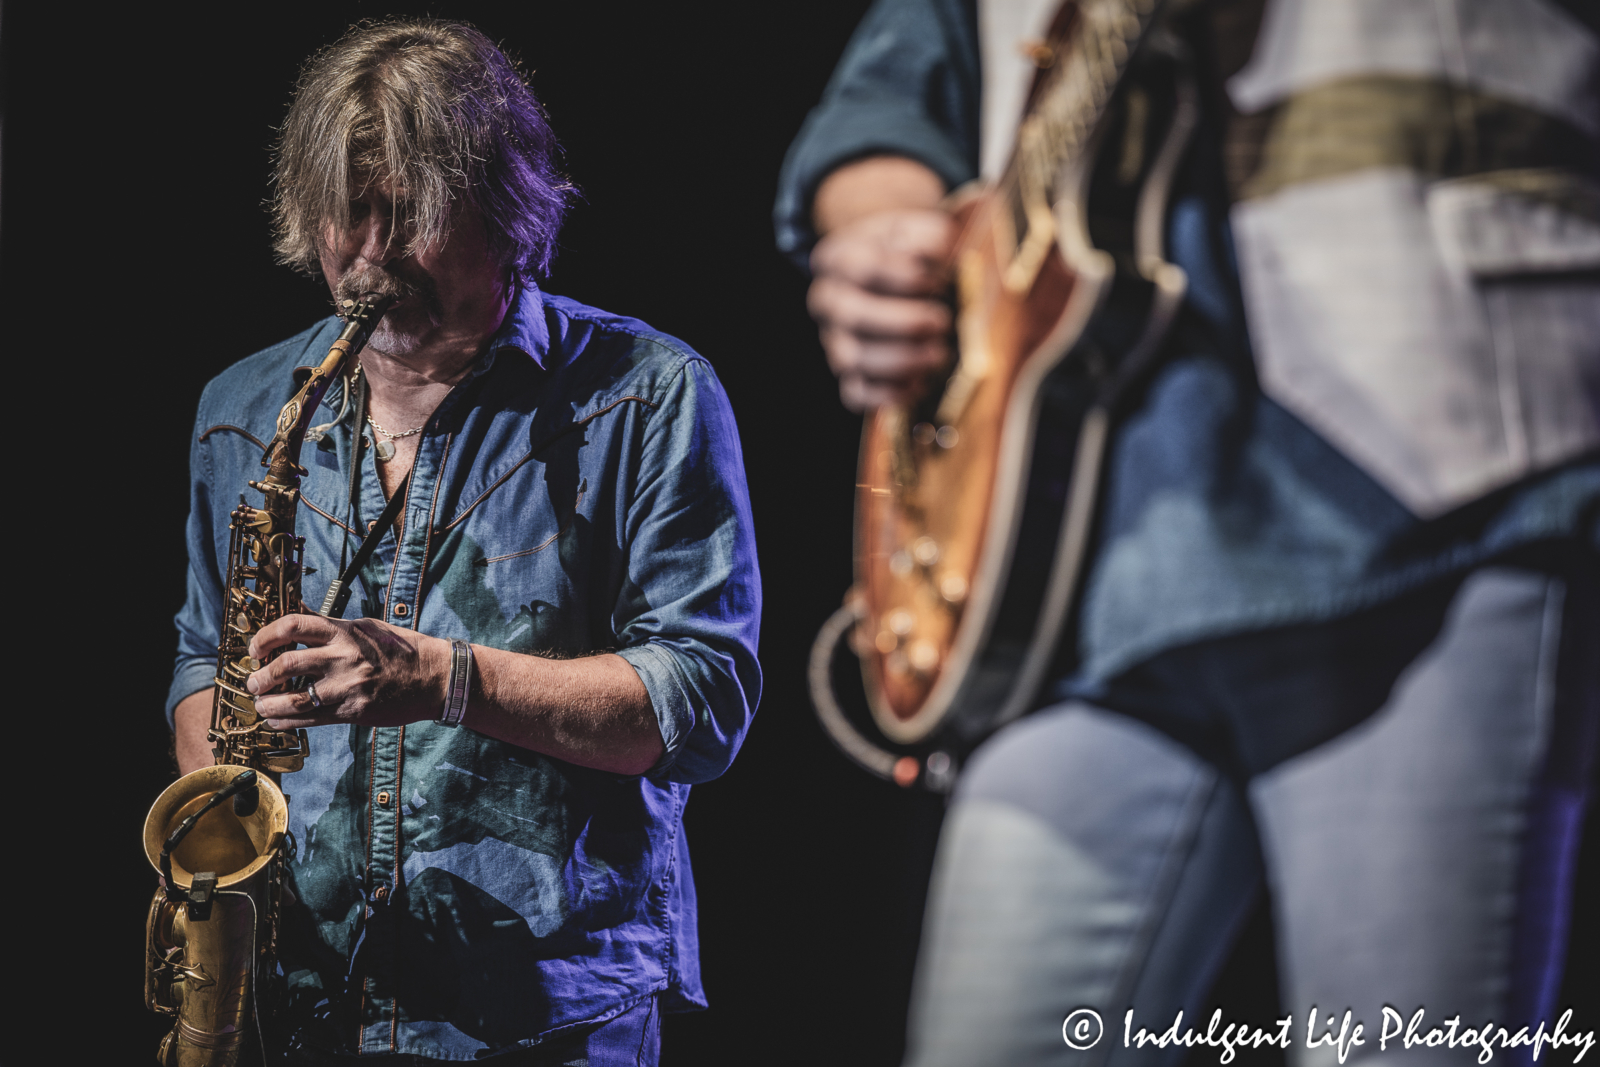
[810,0,1199,789]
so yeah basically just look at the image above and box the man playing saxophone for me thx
[166,19,761,1065]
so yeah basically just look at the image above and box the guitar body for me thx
[820,7,1200,785]
[856,189,1109,746]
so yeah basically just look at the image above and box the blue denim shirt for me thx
[775,0,1599,687]
[168,284,762,1058]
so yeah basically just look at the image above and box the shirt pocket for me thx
[1232,165,1600,518]
[430,465,591,654]
[1427,168,1600,494]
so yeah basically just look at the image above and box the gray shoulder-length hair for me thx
[272,19,572,278]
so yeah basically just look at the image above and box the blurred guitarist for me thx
[777,0,1600,1063]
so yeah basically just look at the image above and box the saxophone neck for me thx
[262,295,394,481]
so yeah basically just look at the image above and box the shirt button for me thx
[376,791,391,806]
[374,885,389,902]
[393,601,409,617]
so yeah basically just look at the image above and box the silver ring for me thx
[307,682,323,707]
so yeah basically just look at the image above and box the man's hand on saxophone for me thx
[243,613,664,776]
[247,614,451,730]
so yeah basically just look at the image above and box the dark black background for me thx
[2,2,1594,1064]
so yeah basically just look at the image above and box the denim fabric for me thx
[771,0,1600,686]
[167,284,761,1059]
[906,565,1598,1067]
[285,996,661,1066]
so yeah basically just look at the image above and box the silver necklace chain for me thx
[366,413,427,440]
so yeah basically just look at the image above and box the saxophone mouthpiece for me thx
[331,294,394,354]
[338,293,394,318]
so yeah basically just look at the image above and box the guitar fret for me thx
[1025,0,1158,182]
[1000,0,1165,285]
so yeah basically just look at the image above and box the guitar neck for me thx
[998,0,1164,290]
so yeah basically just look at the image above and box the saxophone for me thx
[143,296,391,1066]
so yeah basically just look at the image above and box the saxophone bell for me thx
[144,765,289,1067]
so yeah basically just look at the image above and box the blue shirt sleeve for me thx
[773,0,982,268]
[613,358,762,784]
[167,399,226,729]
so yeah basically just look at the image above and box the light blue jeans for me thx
[905,566,1598,1067]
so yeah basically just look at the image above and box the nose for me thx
[354,209,401,267]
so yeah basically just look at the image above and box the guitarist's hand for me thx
[808,157,956,411]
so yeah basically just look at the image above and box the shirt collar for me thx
[320,280,550,423]
[483,278,552,372]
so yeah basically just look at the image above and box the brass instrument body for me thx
[145,766,288,1066]
[211,301,389,773]
[144,298,390,1065]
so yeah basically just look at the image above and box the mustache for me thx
[333,265,440,317]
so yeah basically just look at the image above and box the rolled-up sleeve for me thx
[773,0,982,267]
[167,403,225,729]
[614,357,762,784]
